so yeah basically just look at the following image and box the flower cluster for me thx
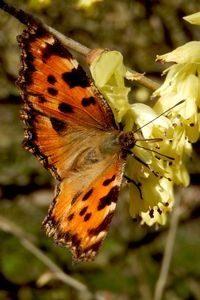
[88,12,200,226]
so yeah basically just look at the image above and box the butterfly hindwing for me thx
[43,155,124,261]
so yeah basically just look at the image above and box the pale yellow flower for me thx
[89,50,131,123]
[156,41,200,64]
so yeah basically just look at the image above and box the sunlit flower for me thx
[156,41,200,64]
[89,50,131,123]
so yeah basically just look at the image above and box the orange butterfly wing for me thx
[17,18,125,261]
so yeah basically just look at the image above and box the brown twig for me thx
[47,26,90,56]
[47,25,160,92]
[126,70,160,91]
[0,0,160,91]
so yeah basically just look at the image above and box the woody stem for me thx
[47,25,160,92]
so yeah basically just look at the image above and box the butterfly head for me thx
[119,131,137,152]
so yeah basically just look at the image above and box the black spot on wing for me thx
[38,95,47,103]
[82,188,94,201]
[81,96,96,107]
[67,213,75,221]
[50,117,67,133]
[58,102,73,113]
[42,39,72,61]
[71,191,81,205]
[47,87,58,96]
[97,186,119,211]
[47,74,57,84]
[84,213,92,222]
[88,211,114,236]
[62,66,90,88]
[79,206,88,216]
[102,174,116,186]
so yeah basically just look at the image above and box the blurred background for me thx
[0,0,200,299]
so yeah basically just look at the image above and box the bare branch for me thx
[47,26,90,56]
[0,215,89,293]
[126,70,160,91]
[47,25,160,91]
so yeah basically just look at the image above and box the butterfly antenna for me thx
[134,99,185,133]
[132,100,185,160]
[135,144,174,161]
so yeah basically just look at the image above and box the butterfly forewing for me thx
[18,27,116,131]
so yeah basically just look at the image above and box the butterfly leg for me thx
[124,174,143,199]
[126,150,160,178]
[123,151,162,200]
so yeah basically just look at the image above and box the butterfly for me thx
[0,1,140,262]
